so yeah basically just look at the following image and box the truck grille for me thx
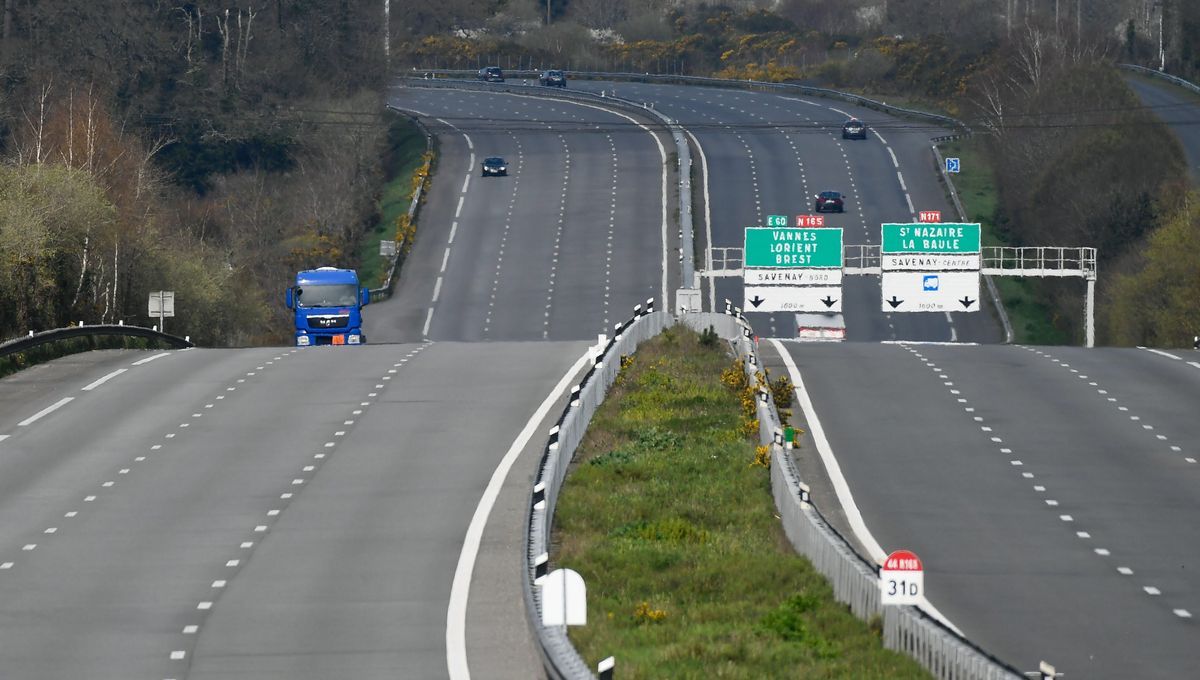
[308,315,349,329]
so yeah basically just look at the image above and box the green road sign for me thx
[766,214,788,227]
[744,227,843,268]
[882,223,980,254]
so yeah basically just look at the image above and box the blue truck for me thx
[284,267,369,346]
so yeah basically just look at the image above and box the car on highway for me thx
[842,118,867,139]
[539,69,567,87]
[477,66,504,82]
[795,313,846,341]
[481,156,508,177]
[814,190,845,213]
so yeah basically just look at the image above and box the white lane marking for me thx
[1175,609,1193,618]
[829,106,849,117]
[887,147,899,168]
[0,435,8,443]
[18,398,74,427]
[464,135,473,150]
[131,352,170,366]
[440,247,451,273]
[432,276,443,303]
[0,563,11,569]
[1189,361,1200,370]
[685,127,716,308]
[904,192,915,215]
[170,651,186,660]
[197,601,213,610]
[1118,567,1133,575]
[448,221,459,244]
[1138,347,1182,360]
[896,171,908,192]
[461,174,470,194]
[455,196,464,218]
[769,338,962,635]
[446,348,593,680]
[183,625,199,634]
[1144,586,1161,595]
[81,368,127,392]
[423,307,435,338]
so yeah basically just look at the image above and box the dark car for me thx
[481,156,508,177]
[814,191,844,213]
[539,69,567,87]
[477,66,504,82]
[842,118,867,140]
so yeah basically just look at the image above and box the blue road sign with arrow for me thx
[946,157,961,173]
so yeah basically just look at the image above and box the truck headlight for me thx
[297,335,311,346]
[348,334,362,345]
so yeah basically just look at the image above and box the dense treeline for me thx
[399,0,1200,346]
[0,1,389,345]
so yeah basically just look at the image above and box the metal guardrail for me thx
[0,324,193,360]
[523,301,669,679]
[525,307,1023,679]
[1119,63,1200,96]
[369,109,434,303]
[403,69,971,137]
[397,76,694,288]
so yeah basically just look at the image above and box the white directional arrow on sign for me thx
[881,272,979,313]
[744,285,842,313]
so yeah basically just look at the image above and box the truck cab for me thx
[285,267,369,346]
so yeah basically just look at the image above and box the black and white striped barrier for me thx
[597,656,615,679]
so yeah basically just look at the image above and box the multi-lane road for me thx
[0,71,1197,680]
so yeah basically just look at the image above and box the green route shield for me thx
[744,227,843,268]
[882,223,980,254]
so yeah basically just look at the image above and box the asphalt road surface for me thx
[770,340,1200,679]
[573,80,1004,344]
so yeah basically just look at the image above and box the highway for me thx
[572,80,1004,344]
[768,340,1200,678]
[0,82,674,679]
[1,71,1197,680]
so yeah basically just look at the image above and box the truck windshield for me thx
[296,283,358,308]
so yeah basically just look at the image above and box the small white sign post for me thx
[880,549,924,605]
[540,568,587,626]
[148,291,175,334]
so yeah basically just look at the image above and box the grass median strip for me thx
[553,327,928,679]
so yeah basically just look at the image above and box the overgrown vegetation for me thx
[0,2,394,345]
[553,327,928,678]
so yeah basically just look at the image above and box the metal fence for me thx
[523,307,1024,680]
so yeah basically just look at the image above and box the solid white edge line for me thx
[830,107,849,117]
[767,338,963,635]
[18,397,75,427]
[422,308,435,338]
[468,152,475,168]
[873,129,889,145]
[131,352,170,366]
[887,147,899,168]
[81,368,128,392]
[464,134,473,150]
[684,127,716,309]
[904,192,915,216]
[896,171,908,192]
[446,347,592,680]
[431,276,443,303]
[1137,346,1182,361]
